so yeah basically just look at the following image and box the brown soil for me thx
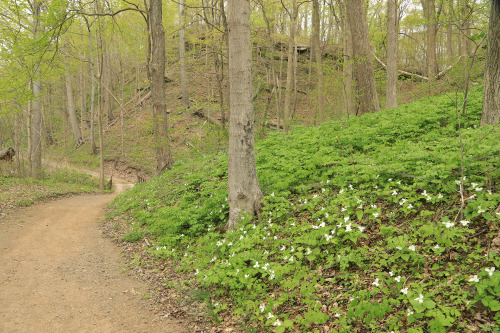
[0,182,189,332]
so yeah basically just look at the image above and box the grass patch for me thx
[0,168,102,218]
[109,87,499,332]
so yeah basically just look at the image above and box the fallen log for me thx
[192,108,222,125]
[373,53,465,81]
[0,147,15,161]
[373,53,429,81]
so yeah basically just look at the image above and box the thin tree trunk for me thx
[65,72,84,146]
[179,0,190,109]
[386,0,398,108]
[103,46,115,122]
[284,0,298,132]
[226,0,264,230]
[312,0,324,121]
[85,17,97,155]
[31,1,42,179]
[447,1,454,66]
[338,0,354,115]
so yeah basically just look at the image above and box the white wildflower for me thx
[485,267,495,276]
[469,275,479,283]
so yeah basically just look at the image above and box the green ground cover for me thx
[109,87,499,332]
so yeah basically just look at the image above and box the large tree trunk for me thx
[422,0,439,79]
[31,1,43,179]
[226,0,263,231]
[65,72,84,146]
[385,0,398,108]
[481,0,500,126]
[346,0,380,115]
[150,0,173,172]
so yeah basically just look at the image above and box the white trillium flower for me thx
[400,287,408,294]
[469,275,479,283]
[414,294,424,304]
[442,221,455,228]
[407,308,414,316]
[485,267,495,276]
[372,278,380,287]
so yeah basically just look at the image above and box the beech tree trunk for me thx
[150,0,173,172]
[481,0,500,125]
[346,0,380,115]
[226,0,263,231]
[386,0,398,108]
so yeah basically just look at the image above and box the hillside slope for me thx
[108,87,499,332]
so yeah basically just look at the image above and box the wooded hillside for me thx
[0,0,493,181]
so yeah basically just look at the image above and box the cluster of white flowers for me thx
[469,267,496,282]
[421,190,432,201]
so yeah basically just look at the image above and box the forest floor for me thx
[0,177,191,333]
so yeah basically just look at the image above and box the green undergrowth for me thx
[109,87,499,332]
[0,168,102,216]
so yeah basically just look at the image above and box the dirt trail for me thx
[0,179,188,332]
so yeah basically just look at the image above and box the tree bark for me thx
[447,0,454,66]
[346,0,380,115]
[179,0,190,109]
[65,72,84,146]
[422,0,439,79]
[284,0,298,131]
[31,1,43,179]
[312,0,324,121]
[84,16,97,155]
[150,0,173,172]
[226,0,263,231]
[481,0,500,126]
[385,0,398,108]
[338,0,355,115]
